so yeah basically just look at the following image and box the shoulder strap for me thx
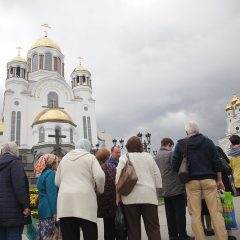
[183,138,188,158]
[126,153,131,164]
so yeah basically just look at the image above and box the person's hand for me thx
[23,208,30,217]
[217,180,225,190]
[116,193,121,206]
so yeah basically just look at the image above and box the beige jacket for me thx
[55,149,105,223]
[116,152,161,205]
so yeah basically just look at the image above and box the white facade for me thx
[0,34,98,165]
[218,95,240,152]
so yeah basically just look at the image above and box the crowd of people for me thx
[0,120,239,240]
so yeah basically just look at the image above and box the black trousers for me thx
[103,217,116,240]
[60,217,98,240]
[164,193,188,240]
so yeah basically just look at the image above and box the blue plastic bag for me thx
[24,216,38,240]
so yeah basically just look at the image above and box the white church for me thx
[0,27,107,183]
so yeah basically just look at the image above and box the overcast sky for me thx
[0,0,240,151]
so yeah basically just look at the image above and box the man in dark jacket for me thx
[172,121,227,240]
[0,142,31,240]
[155,138,193,240]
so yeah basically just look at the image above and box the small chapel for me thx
[0,26,99,184]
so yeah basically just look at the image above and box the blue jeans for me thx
[0,226,24,240]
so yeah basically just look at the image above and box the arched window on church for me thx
[10,67,13,77]
[83,116,87,139]
[45,52,52,71]
[23,69,26,79]
[48,92,59,108]
[11,111,16,141]
[83,76,87,85]
[87,117,92,143]
[16,67,20,77]
[39,55,44,70]
[32,54,38,72]
[62,62,64,77]
[16,111,21,145]
[39,127,45,143]
[82,116,92,143]
[28,58,31,72]
[70,128,73,143]
[57,57,61,75]
[54,57,57,72]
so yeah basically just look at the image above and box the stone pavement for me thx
[96,196,240,240]
[23,196,240,239]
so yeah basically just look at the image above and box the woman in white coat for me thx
[55,139,105,240]
[116,136,162,240]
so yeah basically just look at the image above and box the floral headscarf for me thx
[34,153,58,175]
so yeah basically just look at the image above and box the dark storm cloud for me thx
[1,0,240,149]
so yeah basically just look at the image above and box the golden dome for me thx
[33,108,75,125]
[231,95,238,105]
[0,121,3,135]
[11,56,27,63]
[225,104,233,111]
[235,99,240,106]
[31,37,61,52]
[74,65,88,72]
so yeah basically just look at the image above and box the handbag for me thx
[116,153,138,196]
[178,138,189,184]
[24,217,37,240]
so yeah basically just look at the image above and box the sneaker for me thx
[228,236,237,240]
[204,229,215,236]
[186,236,194,240]
[179,236,194,240]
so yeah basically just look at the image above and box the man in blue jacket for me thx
[172,121,227,240]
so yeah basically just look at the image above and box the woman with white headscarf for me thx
[55,139,105,240]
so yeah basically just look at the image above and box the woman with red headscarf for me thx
[34,153,59,240]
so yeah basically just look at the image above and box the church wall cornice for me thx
[4,89,14,95]
[5,78,29,88]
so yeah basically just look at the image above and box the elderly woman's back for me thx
[116,136,161,240]
[55,139,105,240]
[0,142,31,240]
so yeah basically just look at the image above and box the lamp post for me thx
[112,138,124,149]
[153,150,158,156]
[137,132,151,153]
[91,143,99,155]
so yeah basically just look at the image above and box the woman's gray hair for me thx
[75,139,91,152]
[1,142,19,157]
[185,120,199,135]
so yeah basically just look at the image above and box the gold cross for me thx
[78,57,83,66]
[16,46,22,56]
[41,23,51,37]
